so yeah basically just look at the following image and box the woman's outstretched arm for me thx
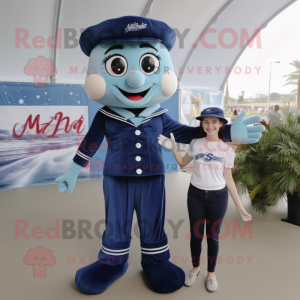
[172,148,193,169]
[224,168,252,221]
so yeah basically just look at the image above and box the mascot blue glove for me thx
[55,15,264,294]
[55,162,83,193]
[230,110,264,144]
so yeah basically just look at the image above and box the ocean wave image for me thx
[0,138,90,190]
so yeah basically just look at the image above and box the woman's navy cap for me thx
[79,15,176,57]
[196,107,228,124]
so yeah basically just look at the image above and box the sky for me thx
[228,0,300,99]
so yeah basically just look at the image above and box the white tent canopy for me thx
[0,0,297,91]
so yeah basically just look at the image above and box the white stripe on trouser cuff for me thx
[102,249,130,256]
[77,151,91,161]
[102,246,130,252]
[141,246,169,255]
[141,244,168,251]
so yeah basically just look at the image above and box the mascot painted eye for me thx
[105,54,127,77]
[140,53,160,75]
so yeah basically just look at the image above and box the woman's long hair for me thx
[233,109,238,115]
[199,118,225,139]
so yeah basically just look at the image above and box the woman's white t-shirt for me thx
[186,138,235,190]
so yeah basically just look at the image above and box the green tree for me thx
[238,91,245,103]
[282,60,300,109]
[232,106,300,214]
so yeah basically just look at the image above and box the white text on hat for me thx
[125,22,147,33]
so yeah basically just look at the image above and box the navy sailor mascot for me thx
[55,16,264,294]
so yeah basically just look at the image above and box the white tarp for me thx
[0,0,297,90]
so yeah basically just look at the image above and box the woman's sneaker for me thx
[184,270,200,287]
[205,277,218,292]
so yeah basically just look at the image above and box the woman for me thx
[230,109,238,123]
[158,107,252,293]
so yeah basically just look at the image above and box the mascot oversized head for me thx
[82,16,177,109]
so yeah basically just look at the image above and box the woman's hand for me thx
[236,206,252,222]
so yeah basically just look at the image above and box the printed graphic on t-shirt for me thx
[195,152,224,163]
[194,152,226,171]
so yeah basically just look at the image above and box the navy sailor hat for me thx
[79,15,176,57]
[196,107,228,124]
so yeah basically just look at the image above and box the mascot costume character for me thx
[55,16,264,294]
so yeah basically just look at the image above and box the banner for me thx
[0,82,95,190]
[180,88,223,127]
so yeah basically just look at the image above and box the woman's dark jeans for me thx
[187,183,228,272]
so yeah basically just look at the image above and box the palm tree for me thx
[232,106,300,215]
[283,60,300,109]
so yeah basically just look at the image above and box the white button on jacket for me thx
[135,143,141,148]
[135,130,141,135]
[136,169,142,174]
[135,156,141,161]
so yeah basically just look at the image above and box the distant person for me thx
[230,110,238,123]
[267,105,281,126]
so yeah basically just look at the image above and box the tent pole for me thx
[51,0,62,83]
[141,0,154,17]
[177,0,234,88]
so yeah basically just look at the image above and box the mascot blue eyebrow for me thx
[55,15,264,295]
